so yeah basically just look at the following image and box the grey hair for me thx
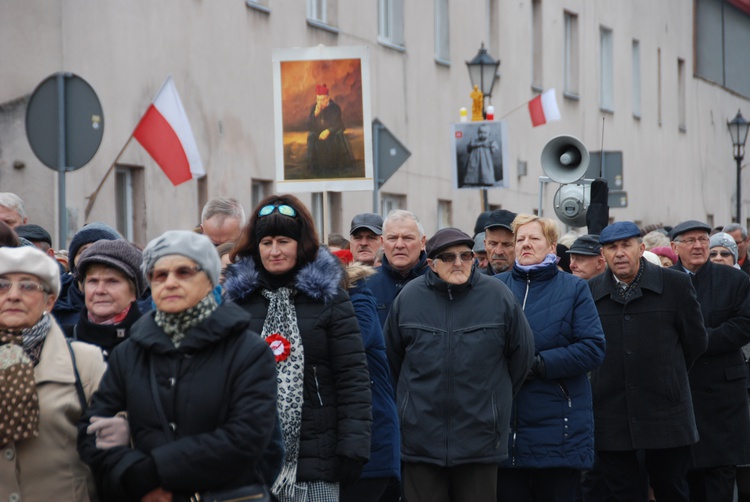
[722,223,748,240]
[201,197,246,226]
[0,192,27,220]
[383,209,425,238]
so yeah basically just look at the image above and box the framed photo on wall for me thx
[450,120,510,190]
[272,45,373,192]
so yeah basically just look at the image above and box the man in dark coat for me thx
[306,83,354,175]
[588,221,708,501]
[385,228,534,502]
[670,220,750,502]
[723,223,750,275]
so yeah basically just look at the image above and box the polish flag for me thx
[133,76,204,185]
[528,88,561,127]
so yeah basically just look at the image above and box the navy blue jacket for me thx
[349,281,400,480]
[496,261,606,469]
[366,252,430,327]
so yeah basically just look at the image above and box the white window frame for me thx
[307,0,326,23]
[115,167,134,241]
[563,11,579,97]
[632,39,641,119]
[437,200,452,230]
[600,26,614,112]
[378,0,405,49]
[435,0,450,65]
[380,193,404,216]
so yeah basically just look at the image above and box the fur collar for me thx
[223,248,343,304]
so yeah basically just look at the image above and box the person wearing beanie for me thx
[52,222,122,327]
[709,232,740,268]
[384,227,534,502]
[650,245,679,267]
[0,246,106,502]
[223,194,372,501]
[668,220,750,501]
[63,240,147,359]
[495,215,605,502]
[78,229,279,502]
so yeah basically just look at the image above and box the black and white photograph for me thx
[451,120,510,189]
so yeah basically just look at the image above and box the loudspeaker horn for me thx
[541,135,590,184]
[553,184,590,227]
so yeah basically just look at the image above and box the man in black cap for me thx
[349,212,383,266]
[483,209,517,275]
[15,223,55,256]
[567,234,606,280]
[385,227,533,502]
[586,221,708,502]
[669,219,750,502]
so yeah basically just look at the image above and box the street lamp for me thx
[728,110,749,223]
[465,43,500,100]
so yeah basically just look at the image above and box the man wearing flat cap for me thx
[483,209,517,276]
[385,228,534,502]
[567,234,606,280]
[586,221,708,501]
[349,212,383,266]
[669,220,750,501]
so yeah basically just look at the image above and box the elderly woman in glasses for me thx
[709,232,741,269]
[494,215,606,502]
[0,246,106,502]
[223,194,372,502]
[78,230,278,502]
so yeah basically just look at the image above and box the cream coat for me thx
[0,320,106,502]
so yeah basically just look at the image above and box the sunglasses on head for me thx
[258,204,297,218]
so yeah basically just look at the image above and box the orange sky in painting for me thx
[280,58,363,131]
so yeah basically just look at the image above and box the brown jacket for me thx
[0,320,106,502]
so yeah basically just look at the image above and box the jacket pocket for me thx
[726,362,749,382]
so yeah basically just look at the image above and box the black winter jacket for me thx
[223,249,373,483]
[77,302,278,502]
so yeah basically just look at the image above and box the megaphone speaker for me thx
[554,184,590,227]
[541,135,590,184]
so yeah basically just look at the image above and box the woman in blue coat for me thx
[495,215,605,502]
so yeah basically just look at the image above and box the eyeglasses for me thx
[148,266,204,284]
[674,237,710,246]
[0,279,48,294]
[710,250,734,258]
[435,251,474,263]
[258,204,297,218]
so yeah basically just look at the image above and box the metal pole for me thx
[56,74,68,249]
[373,122,381,214]
[738,152,743,224]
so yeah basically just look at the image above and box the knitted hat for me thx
[76,240,147,296]
[425,228,475,259]
[0,246,61,296]
[710,232,739,263]
[142,230,221,286]
[68,222,121,274]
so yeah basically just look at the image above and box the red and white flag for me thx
[528,88,561,127]
[133,76,204,185]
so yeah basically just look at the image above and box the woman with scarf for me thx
[64,239,147,359]
[0,246,106,501]
[494,214,606,502]
[223,194,372,502]
[78,230,278,502]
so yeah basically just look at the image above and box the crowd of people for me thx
[2,189,750,502]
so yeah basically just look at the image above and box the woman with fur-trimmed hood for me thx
[223,194,372,502]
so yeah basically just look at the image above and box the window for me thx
[695,0,750,98]
[115,165,145,245]
[678,58,686,131]
[379,0,405,48]
[435,0,450,64]
[251,179,273,210]
[307,0,338,31]
[380,193,405,216]
[600,26,614,112]
[245,0,270,13]
[308,0,325,22]
[563,11,579,97]
[531,0,543,90]
[437,200,452,230]
[632,40,641,118]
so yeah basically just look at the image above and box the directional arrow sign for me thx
[372,119,410,187]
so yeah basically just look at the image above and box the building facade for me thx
[1,0,748,247]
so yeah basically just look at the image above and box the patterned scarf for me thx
[154,293,218,348]
[261,287,305,499]
[612,258,645,301]
[0,314,51,446]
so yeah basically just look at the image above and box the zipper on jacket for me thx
[557,381,572,408]
[312,366,324,406]
[521,277,531,310]
[511,404,518,466]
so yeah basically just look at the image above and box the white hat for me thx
[0,246,61,296]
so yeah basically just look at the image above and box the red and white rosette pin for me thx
[266,333,291,363]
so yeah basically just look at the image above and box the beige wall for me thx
[1,0,748,247]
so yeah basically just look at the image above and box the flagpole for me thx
[497,99,531,120]
[83,135,134,221]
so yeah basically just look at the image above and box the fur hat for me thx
[76,240,147,296]
[142,230,221,286]
[68,222,121,274]
[0,246,61,296]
